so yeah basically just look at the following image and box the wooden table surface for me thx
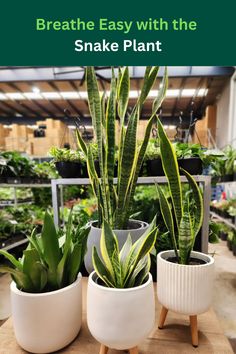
[0,278,233,354]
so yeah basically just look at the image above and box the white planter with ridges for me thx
[87,271,155,350]
[11,274,82,353]
[157,250,214,315]
[85,219,149,273]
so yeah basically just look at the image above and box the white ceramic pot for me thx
[11,274,82,353]
[85,219,149,273]
[157,250,214,315]
[87,271,155,350]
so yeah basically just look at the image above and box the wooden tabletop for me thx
[0,278,233,354]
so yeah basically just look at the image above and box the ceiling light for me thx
[15,113,23,117]
[0,93,7,100]
[7,93,24,100]
[61,92,79,99]
[42,92,61,99]
[24,92,42,99]
[182,89,195,97]
[32,86,40,94]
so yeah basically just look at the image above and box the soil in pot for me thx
[146,159,165,176]
[178,157,203,175]
[55,161,82,178]
[167,256,207,266]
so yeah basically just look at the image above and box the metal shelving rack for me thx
[51,175,212,254]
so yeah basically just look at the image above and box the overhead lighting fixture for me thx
[61,92,79,99]
[7,93,24,100]
[25,92,42,99]
[42,92,61,99]
[32,86,40,94]
[0,93,7,100]
[15,113,23,117]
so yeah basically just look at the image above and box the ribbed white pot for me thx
[85,219,149,273]
[10,274,82,353]
[157,250,214,315]
[87,272,155,350]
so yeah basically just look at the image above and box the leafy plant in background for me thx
[144,140,161,161]
[33,161,58,180]
[0,210,89,293]
[224,145,236,175]
[92,217,157,288]
[49,147,85,163]
[156,118,203,265]
[76,66,168,229]
[174,142,204,159]
[0,151,35,178]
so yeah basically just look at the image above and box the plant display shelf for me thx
[0,183,51,207]
[51,175,211,254]
[0,238,28,251]
[0,278,233,354]
[210,211,236,231]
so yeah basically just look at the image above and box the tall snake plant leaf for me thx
[119,234,133,278]
[126,254,150,288]
[180,167,203,246]
[138,66,159,107]
[86,67,108,221]
[92,247,115,288]
[117,67,129,124]
[179,199,194,264]
[0,250,23,271]
[106,68,116,224]
[100,219,119,282]
[76,129,88,157]
[152,67,168,114]
[156,185,178,260]
[116,108,139,228]
[41,211,61,288]
[157,117,183,226]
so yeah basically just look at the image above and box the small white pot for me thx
[11,274,82,353]
[157,250,214,315]
[85,219,149,273]
[87,271,155,350]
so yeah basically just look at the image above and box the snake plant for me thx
[156,119,203,265]
[92,216,157,288]
[0,210,89,293]
[76,66,168,229]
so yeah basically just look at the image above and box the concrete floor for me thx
[209,240,236,353]
[0,241,235,352]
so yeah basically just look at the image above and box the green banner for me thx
[0,0,234,65]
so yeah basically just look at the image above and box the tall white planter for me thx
[85,219,149,273]
[157,250,214,315]
[11,274,83,353]
[87,271,155,350]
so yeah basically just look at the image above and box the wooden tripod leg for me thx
[99,344,109,354]
[190,315,198,347]
[158,306,169,329]
[129,346,138,354]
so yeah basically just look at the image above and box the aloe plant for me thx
[0,210,89,293]
[76,66,168,229]
[92,217,157,288]
[156,119,203,265]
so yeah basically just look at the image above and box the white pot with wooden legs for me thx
[87,271,155,353]
[157,250,215,347]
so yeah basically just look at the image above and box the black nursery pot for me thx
[146,159,165,176]
[178,157,203,175]
[7,177,22,184]
[227,239,232,251]
[221,174,234,182]
[220,231,228,241]
[232,244,236,256]
[55,161,82,178]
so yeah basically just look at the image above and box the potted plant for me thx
[49,146,85,178]
[174,142,204,175]
[145,140,164,176]
[76,66,167,272]
[0,210,89,353]
[87,217,157,352]
[227,230,234,251]
[156,118,214,347]
[232,232,236,256]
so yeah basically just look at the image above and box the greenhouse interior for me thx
[0,66,236,354]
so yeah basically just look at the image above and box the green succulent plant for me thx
[92,217,157,288]
[0,210,89,293]
[76,66,168,229]
[156,118,203,265]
